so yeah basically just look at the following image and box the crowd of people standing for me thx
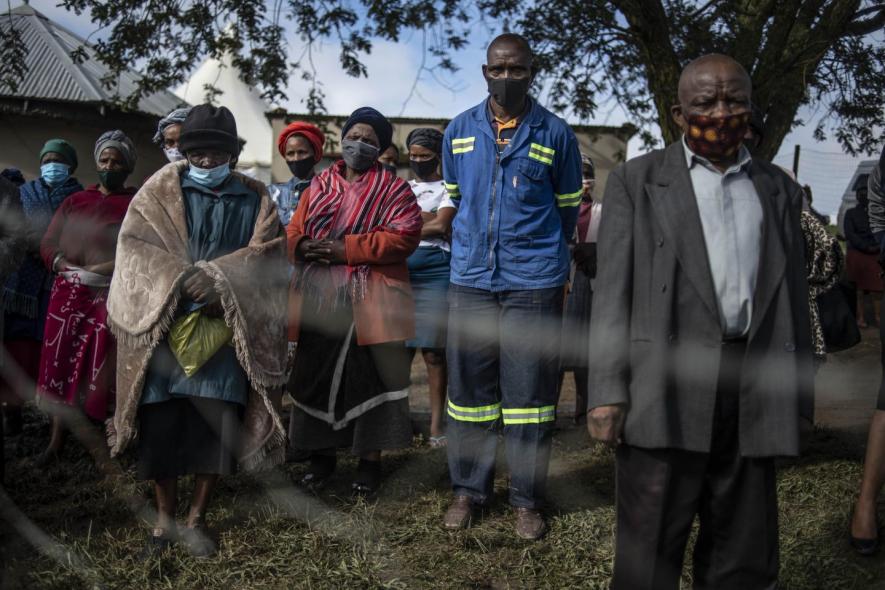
[1,30,884,588]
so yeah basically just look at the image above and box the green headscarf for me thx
[39,139,78,172]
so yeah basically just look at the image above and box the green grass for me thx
[1,411,884,589]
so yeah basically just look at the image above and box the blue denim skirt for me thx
[406,246,451,350]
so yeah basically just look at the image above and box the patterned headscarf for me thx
[581,153,595,179]
[153,107,192,144]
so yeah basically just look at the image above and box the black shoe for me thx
[850,535,879,556]
[352,459,381,498]
[299,471,332,491]
[351,481,379,498]
[298,454,336,491]
[850,511,880,556]
[180,525,217,558]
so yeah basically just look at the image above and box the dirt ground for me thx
[815,326,882,436]
[1,335,885,589]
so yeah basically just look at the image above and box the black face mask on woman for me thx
[410,157,438,179]
[341,139,380,172]
[287,158,314,180]
[98,170,129,191]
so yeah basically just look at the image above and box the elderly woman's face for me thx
[344,123,380,149]
[187,149,231,169]
[163,124,182,150]
[97,147,126,172]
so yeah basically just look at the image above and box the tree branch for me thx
[845,6,885,35]
[689,0,724,19]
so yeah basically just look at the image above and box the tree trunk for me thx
[616,0,684,145]
[621,0,864,156]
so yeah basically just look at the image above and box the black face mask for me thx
[287,158,314,180]
[98,170,129,191]
[487,77,531,111]
[382,163,398,174]
[410,158,438,179]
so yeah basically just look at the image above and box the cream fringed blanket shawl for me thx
[106,162,288,470]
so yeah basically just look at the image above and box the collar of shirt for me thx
[181,173,253,198]
[288,176,312,191]
[682,135,753,178]
[488,99,529,149]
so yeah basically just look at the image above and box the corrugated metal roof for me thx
[0,3,185,116]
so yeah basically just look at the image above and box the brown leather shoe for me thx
[514,507,547,540]
[443,495,474,530]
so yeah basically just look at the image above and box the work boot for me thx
[514,507,547,540]
[443,495,474,530]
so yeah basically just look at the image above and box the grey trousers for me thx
[612,341,779,590]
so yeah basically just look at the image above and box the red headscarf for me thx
[277,121,325,163]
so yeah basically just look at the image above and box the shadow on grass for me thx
[3,410,885,588]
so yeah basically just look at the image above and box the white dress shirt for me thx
[683,138,763,338]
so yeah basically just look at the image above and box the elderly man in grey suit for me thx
[587,54,813,589]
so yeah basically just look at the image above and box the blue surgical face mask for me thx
[188,162,231,188]
[164,147,185,163]
[40,162,70,186]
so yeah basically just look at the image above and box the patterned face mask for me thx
[684,111,751,162]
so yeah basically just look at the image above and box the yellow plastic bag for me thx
[167,310,233,377]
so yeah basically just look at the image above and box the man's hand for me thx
[587,404,627,446]
[572,243,597,277]
[182,268,218,304]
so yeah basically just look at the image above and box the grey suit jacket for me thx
[588,142,813,457]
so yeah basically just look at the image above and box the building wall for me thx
[0,112,168,187]
[268,112,633,199]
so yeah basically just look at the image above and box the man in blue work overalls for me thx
[441,33,583,540]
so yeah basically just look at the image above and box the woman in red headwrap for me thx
[269,122,325,226]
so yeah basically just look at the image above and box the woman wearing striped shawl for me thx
[286,107,422,496]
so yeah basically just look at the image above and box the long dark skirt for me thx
[288,297,412,456]
[137,396,243,481]
[846,248,884,292]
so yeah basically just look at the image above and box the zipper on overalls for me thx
[487,150,500,269]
